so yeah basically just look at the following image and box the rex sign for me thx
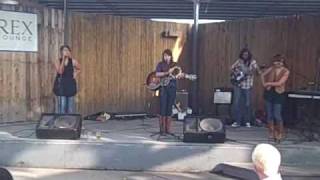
[0,10,38,52]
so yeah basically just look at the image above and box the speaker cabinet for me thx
[36,113,82,140]
[183,117,226,143]
[176,90,189,111]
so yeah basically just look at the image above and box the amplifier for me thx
[176,90,189,111]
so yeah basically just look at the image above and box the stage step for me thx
[0,133,319,172]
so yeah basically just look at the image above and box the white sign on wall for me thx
[0,10,38,52]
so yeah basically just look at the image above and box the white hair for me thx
[252,143,281,177]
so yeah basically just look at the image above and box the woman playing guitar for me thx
[156,49,184,135]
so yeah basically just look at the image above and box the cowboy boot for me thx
[279,122,285,140]
[165,117,172,134]
[267,121,275,139]
[275,122,284,143]
[159,116,165,135]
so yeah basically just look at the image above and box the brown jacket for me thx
[263,67,290,94]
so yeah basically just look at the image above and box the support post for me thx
[63,0,68,44]
[192,0,200,114]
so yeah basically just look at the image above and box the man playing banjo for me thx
[231,48,261,128]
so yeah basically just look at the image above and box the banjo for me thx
[146,66,197,91]
[230,67,248,86]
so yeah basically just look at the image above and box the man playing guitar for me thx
[156,49,184,135]
[231,48,261,128]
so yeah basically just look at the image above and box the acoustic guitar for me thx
[146,66,197,91]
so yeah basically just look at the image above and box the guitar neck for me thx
[185,74,197,81]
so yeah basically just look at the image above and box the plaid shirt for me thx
[233,59,259,89]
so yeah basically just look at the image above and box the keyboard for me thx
[287,90,320,99]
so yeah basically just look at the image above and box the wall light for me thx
[161,30,180,38]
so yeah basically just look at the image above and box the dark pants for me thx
[160,85,176,116]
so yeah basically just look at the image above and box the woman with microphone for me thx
[53,45,80,113]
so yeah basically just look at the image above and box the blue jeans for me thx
[232,86,252,125]
[265,100,283,123]
[56,96,75,114]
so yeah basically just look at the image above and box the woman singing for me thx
[262,54,290,143]
[53,45,80,114]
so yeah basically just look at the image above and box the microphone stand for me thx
[315,57,320,91]
[58,57,66,114]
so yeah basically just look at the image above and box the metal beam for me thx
[38,0,320,7]
[203,0,320,4]
[43,4,320,10]
[63,9,320,15]
[64,0,68,44]
[68,9,320,17]
[39,1,320,12]
[192,0,199,113]
[39,0,191,3]
[38,0,320,5]
[41,2,320,8]
[38,0,320,2]
[86,13,237,20]
[87,12,302,20]
[41,4,320,13]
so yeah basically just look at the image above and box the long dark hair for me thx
[60,45,71,59]
[162,49,173,63]
[239,48,252,66]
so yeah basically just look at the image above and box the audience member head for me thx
[252,143,281,180]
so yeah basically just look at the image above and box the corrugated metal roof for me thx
[38,0,320,20]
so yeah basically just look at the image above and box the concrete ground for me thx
[7,167,232,180]
[6,167,320,180]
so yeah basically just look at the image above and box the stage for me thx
[0,117,320,177]
[0,116,317,145]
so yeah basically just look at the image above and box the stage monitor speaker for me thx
[36,113,82,140]
[183,117,226,143]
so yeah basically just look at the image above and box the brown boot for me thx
[159,116,165,135]
[275,122,284,143]
[267,122,275,139]
[165,117,172,134]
